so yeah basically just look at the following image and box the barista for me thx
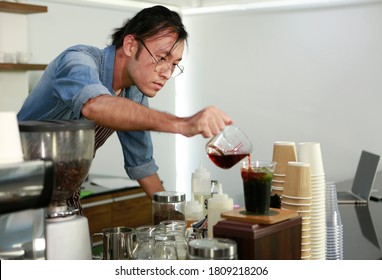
[17,6,232,214]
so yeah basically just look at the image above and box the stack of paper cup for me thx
[0,111,24,165]
[281,161,312,260]
[271,141,297,197]
[298,142,326,260]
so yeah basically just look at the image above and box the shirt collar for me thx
[102,45,117,95]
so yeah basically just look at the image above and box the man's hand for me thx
[180,106,233,138]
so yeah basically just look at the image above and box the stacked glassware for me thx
[325,181,344,260]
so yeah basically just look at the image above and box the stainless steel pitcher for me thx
[92,226,135,260]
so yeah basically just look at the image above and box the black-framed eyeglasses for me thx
[137,38,184,78]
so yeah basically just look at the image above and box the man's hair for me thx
[111,5,188,48]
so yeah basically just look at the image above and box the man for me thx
[17,5,232,213]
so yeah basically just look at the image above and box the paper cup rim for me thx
[282,200,312,207]
[282,194,312,200]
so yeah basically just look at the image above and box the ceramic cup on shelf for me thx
[0,51,5,63]
[3,52,16,63]
[16,52,32,64]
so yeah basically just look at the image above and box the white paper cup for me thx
[298,142,325,176]
[0,112,24,164]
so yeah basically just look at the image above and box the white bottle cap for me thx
[192,162,211,180]
[209,183,234,205]
[186,200,203,213]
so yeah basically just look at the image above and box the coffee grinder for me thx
[18,120,95,260]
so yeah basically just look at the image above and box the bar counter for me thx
[81,173,382,260]
[336,171,382,260]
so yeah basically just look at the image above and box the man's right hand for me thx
[179,106,233,138]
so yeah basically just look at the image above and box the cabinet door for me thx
[112,189,152,228]
[82,194,113,237]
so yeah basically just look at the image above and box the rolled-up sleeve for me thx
[117,129,158,180]
[53,49,111,119]
[73,84,110,118]
[116,87,158,180]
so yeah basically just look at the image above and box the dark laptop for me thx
[337,150,380,204]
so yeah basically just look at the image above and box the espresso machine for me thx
[0,160,54,260]
[18,120,95,260]
[0,111,55,260]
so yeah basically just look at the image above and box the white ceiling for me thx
[50,0,376,15]
[49,0,277,12]
[135,0,272,8]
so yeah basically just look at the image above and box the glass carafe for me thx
[206,125,253,169]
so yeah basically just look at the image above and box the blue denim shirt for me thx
[17,44,158,180]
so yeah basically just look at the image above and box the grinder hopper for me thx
[18,120,95,260]
[18,120,95,215]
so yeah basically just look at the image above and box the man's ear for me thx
[122,34,136,56]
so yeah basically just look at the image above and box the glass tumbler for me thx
[159,220,188,260]
[153,233,178,260]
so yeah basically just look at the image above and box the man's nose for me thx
[160,67,172,79]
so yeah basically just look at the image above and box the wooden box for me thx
[213,215,302,260]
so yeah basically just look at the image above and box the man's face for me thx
[128,32,185,98]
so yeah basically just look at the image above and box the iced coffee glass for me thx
[240,160,276,214]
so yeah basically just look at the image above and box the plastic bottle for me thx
[185,200,204,229]
[207,183,233,238]
[191,163,211,215]
[210,180,219,196]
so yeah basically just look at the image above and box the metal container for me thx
[152,191,186,225]
[92,226,136,260]
[188,237,237,260]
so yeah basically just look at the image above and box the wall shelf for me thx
[0,1,47,14]
[0,63,47,71]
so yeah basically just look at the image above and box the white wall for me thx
[0,13,29,112]
[13,1,382,206]
[181,2,382,205]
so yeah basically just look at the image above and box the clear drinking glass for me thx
[153,233,178,260]
[159,220,188,260]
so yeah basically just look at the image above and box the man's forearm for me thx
[82,95,183,134]
[138,173,165,200]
